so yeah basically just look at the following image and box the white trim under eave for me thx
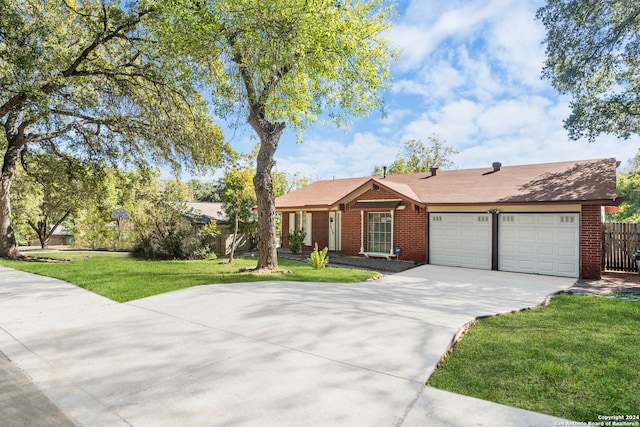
[426,204,581,213]
[356,198,402,203]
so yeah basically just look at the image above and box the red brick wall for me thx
[309,211,329,250]
[341,208,362,256]
[580,205,603,279]
[341,186,427,262]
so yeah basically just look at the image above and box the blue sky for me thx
[192,0,640,182]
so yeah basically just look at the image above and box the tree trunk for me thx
[29,219,49,249]
[249,115,285,270]
[30,211,71,250]
[229,211,239,263]
[0,141,22,259]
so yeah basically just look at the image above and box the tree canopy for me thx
[611,151,640,222]
[10,152,103,248]
[372,136,458,175]
[151,0,397,269]
[0,0,231,258]
[221,158,257,263]
[537,0,640,141]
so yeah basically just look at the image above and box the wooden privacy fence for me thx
[602,223,640,272]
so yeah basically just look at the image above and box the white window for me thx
[368,212,392,253]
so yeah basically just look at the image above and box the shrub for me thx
[132,202,219,260]
[286,229,306,254]
[308,243,329,269]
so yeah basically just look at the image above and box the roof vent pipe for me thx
[492,162,502,172]
[430,167,438,176]
[383,166,387,178]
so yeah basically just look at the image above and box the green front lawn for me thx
[427,293,640,422]
[0,251,381,302]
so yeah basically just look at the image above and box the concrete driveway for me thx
[0,264,575,426]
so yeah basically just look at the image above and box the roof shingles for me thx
[275,158,618,209]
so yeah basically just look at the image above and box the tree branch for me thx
[24,119,98,144]
[46,209,73,241]
[0,6,153,120]
[61,6,153,78]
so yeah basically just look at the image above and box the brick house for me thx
[275,158,621,279]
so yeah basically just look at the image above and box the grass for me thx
[427,293,640,422]
[0,251,381,302]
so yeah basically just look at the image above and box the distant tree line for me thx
[10,151,309,260]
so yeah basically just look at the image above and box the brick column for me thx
[580,205,603,279]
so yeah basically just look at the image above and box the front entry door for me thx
[328,211,342,251]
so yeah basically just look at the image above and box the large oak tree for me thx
[0,0,229,259]
[152,0,397,270]
[537,0,640,141]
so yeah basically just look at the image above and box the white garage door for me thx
[429,213,492,269]
[499,213,579,278]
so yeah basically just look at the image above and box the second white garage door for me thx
[498,213,579,278]
[429,213,492,270]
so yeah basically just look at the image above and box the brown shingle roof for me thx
[275,158,618,209]
[275,177,370,209]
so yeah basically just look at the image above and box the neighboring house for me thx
[185,202,254,256]
[48,225,74,246]
[275,158,621,279]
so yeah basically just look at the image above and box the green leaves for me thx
[151,0,397,134]
[1,0,230,173]
[372,135,458,175]
[612,151,640,222]
[149,0,396,269]
[221,158,257,234]
[537,0,640,141]
[308,242,329,269]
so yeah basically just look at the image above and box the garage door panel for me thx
[537,262,555,273]
[558,247,577,257]
[558,231,578,242]
[558,263,578,275]
[517,215,535,225]
[538,216,555,225]
[474,242,491,251]
[518,230,535,240]
[537,231,554,241]
[516,260,535,271]
[515,244,535,256]
[501,229,516,240]
[499,213,579,278]
[536,245,555,256]
[500,259,515,269]
[430,214,491,270]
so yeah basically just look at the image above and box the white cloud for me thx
[402,100,483,147]
[484,2,548,90]
[270,0,640,183]
[380,108,414,126]
[275,132,398,180]
[476,97,552,138]
[389,0,513,73]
